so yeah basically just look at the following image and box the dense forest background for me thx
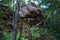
[0,0,60,40]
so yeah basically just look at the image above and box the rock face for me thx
[20,2,46,27]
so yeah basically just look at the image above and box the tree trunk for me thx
[12,0,20,40]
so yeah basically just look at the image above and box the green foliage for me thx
[1,0,12,5]
[0,32,7,40]
[30,27,40,38]
[6,33,12,40]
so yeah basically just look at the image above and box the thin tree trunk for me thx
[12,0,20,40]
